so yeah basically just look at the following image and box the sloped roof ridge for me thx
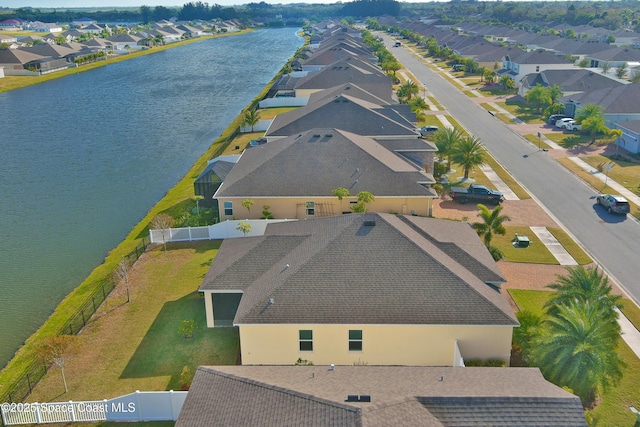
[198,367,362,413]
[382,215,517,325]
[235,216,357,322]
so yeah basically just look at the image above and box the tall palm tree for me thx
[472,203,511,248]
[544,266,623,321]
[433,127,463,168]
[533,300,625,405]
[450,135,486,179]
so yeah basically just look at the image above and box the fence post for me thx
[81,309,86,327]
[27,373,32,393]
[102,285,106,299]
[69,324,73,335]
[92,296,97,312]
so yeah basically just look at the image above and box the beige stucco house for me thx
[199,213,518,367]
[213,128,437,221]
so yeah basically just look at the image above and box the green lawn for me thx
[509,289,640,426]
[493,226,558,264]
[28,241,240,403]
[581,155,640,198]
[495,99,545,124]
[524,134,554,151]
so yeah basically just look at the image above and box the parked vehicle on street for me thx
[418,125,439,137]
[564,120,581,131]
[548,114,571,125]
[449,184,504,205]
[555,118,574,128]
[596,194,630,215]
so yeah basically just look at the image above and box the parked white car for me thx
[555,118,573,128]
[564,120,581,131]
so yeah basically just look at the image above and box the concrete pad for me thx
[616,308,640,360]
[479,165,519,200]
[529,226,578,266]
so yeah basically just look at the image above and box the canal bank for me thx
[0,28,305,402]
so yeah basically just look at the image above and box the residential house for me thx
[292,56,393,100]
[264,89,416,140]
[81,23,105,35]
[176,366,587,426]
[0,19,24,30]
[106,34,143,51]
[213,128,436,221]
[0,48,47,75]
[71,17,97,27]
[583,46,640,70]
[25,21,63,33]
[518,68,625,98]
[500,49,574,84]
[200,212,517,366]
[561,83,640,125]
[0,34,18,45]
[612,120,640,154]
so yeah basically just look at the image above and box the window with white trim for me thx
[299,329,313,352]
[349,330,363,351]
[223,201,233,216]
[305,201,315,216]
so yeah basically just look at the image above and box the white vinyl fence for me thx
[1,390,187,425]
[150,218,296,244]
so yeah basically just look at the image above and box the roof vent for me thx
[346,395,359,402]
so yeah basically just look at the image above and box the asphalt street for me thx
[383,35,640,305]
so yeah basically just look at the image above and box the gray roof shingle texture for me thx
[200,213,515,326]
[215,128,434,198]
[176,366,587,427]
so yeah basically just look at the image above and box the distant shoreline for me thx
[0,29,254,93]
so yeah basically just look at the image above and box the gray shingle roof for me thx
[215,128,434,198]
[265,94,417,138]
[200,213,515,326]
[176,366,587,427]
[562,82,640,113]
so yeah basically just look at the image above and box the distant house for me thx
[106,34,143,50]
[500,49,574,83]
[518,68,626,97]
[71,17,97,27]
[176,366,587,426]
[0,48,47,75]
[25,21,63,33]
[213,128,437,221]
[612,120,640,154]
[200,213,516,366]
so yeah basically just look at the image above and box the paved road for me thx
[383,35,640,305]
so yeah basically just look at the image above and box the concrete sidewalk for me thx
[529,226,578,266]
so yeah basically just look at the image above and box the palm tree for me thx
[242,109,260,132]
[397,80,419,104]
[575,104,606,144]
[533,300,625,405]
[433,127,463,168]
[450,135,486,179]
[544,266,623,321]
[513,310,543,365]
[472,203,511,248]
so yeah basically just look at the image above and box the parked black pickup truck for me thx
[449,184,504,205]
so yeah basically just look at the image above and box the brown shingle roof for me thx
[215,128,434,198]
[176,366,587,426]
[200,213,515,326]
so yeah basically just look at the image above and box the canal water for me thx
[0,28,303,368]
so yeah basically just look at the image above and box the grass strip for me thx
[546,227,592,265]
[523,134,554,151]
[482,152,531,200]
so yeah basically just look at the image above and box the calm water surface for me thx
[0,28,303,368]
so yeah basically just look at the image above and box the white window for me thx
[306,201,315,216]
[224,201,233,216]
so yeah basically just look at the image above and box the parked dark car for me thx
[449,184,504,205]
[596,194,630,215]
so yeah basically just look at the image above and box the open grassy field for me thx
[28,241,238,403]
